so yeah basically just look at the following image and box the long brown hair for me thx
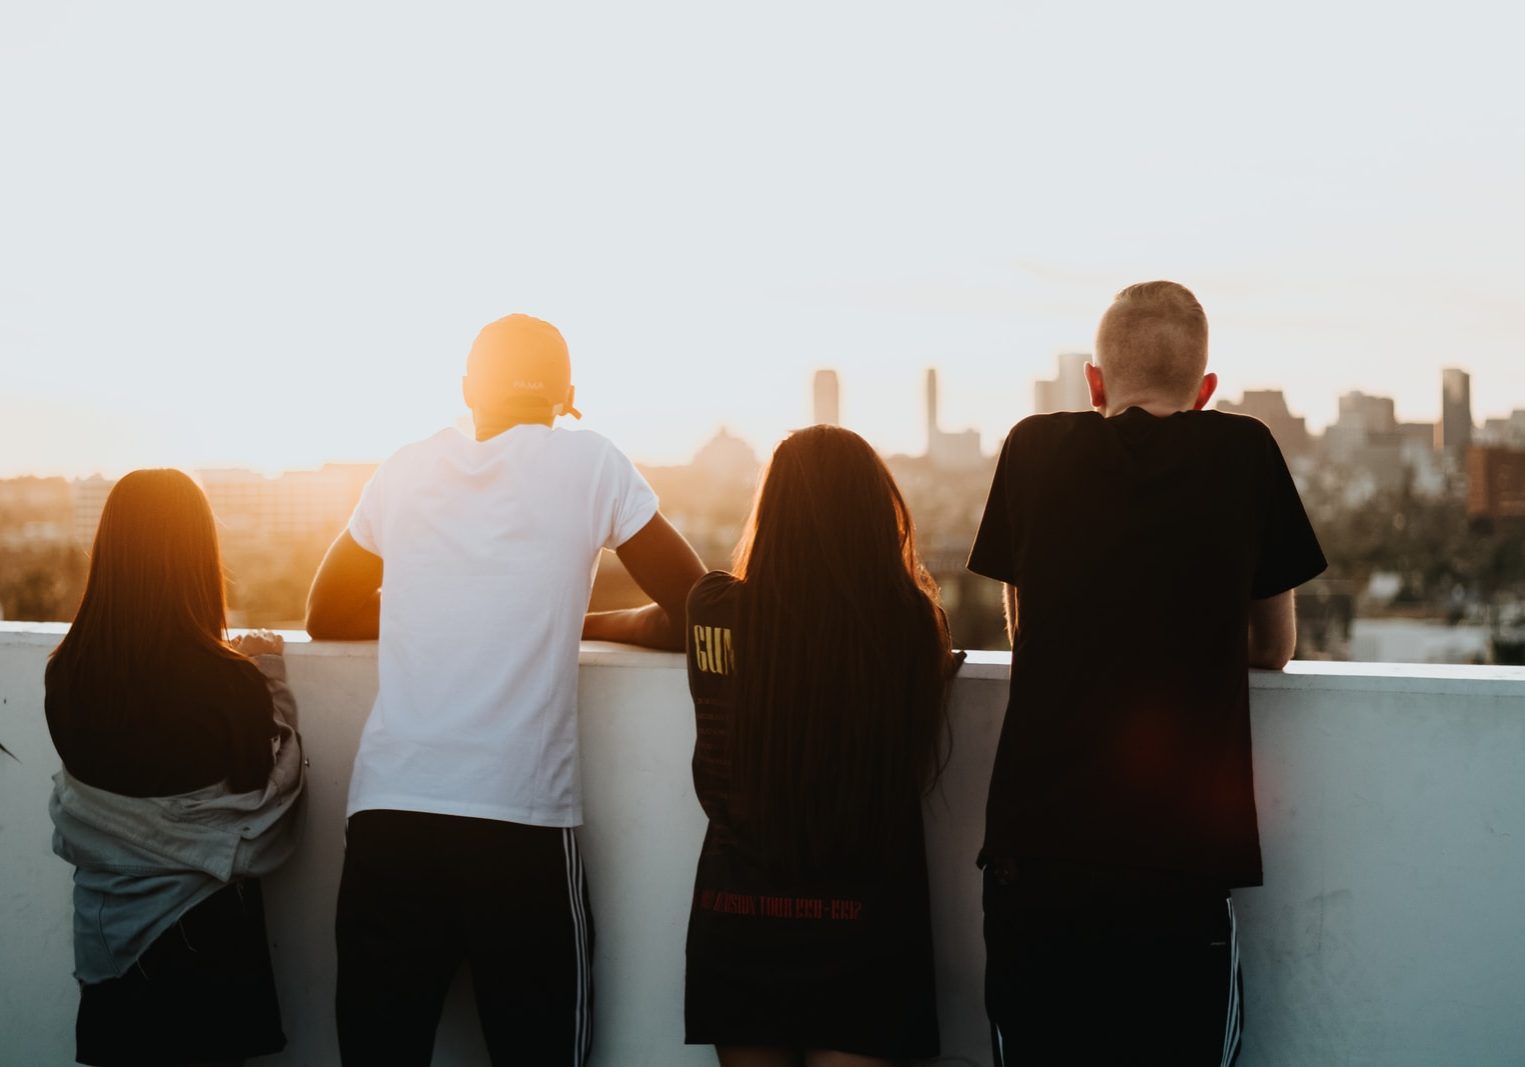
[728,425,952,872]
[48,469,241,716]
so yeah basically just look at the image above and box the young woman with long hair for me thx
[45,469,302,1067]
[683,425,961,1067]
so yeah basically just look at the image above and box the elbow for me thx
[658,618,688,653]
[304,609,339,641]
[1247,638,1295,671]
[305,598,352,641]
[304,585,332,639]
[646,606,688,652]
[1248,648,1292,671]
[305,582,380,641]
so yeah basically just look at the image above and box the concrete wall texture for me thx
[2,626,1523,1066]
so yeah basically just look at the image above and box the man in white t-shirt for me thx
[307,313,705,1066]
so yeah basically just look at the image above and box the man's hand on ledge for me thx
[582,513,706,652]
[583,605,685,652]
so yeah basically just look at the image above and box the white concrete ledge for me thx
[2,625,1523,1065]
[15,620,1522,689]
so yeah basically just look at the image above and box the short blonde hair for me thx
[1095,281,1209,400]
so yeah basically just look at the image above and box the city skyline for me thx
[5,357,1521,656]
[8,358,1523,480]
[4,2,1522,479]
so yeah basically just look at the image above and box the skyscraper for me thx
[1438,368,1473,459]
[924,367,985,469]
[812,369,840,427]
[1034,353,1091,414]
[925,368,940,443]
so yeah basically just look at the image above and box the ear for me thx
[1192,372,1218,411]
[1084,362,1106,410]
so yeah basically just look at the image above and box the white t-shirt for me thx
[344,424,659,826]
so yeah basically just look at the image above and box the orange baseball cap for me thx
[466,314,582,419]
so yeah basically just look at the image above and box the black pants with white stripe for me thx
[336,810,594,1066]
[983,859,1242,1067]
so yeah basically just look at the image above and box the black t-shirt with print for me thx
[682,571,938,1058]
[685,571,932,898]
[968,408,1326,887]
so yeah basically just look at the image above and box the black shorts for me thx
[75,878,286,1067]
[335,809,594,1067]
[983,859,1242,1067]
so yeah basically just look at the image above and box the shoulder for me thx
[687,570,741,618]
[547,427,636,465]
[1002,411,1101,454]
[225,652,270,688]
[205,653,276,718]
[1194,408,1271,436]
[390,427,467,466]
[1012,410,1100,437]
[549,431,655,508]
[392,427,462,459]
[365,428,461,488]
[1190,409,1278,455]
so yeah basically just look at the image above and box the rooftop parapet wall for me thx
[2,626,1523,1066]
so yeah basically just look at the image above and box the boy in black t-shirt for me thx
[968,281,1326,1066]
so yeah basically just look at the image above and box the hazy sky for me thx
[3,1,1522,477]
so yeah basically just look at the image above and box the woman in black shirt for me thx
[45,468,296,1067]
[684,426,959,1067]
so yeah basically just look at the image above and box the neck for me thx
[473,413,553,440]
[1102,394,1192,418]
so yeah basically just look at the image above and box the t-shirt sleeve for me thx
[686,572,738,825]
[346,462,386,556]
[685,571,738,686]
[967,424,1025,586]
[1251,427,1328,599]
[603,446,661,550]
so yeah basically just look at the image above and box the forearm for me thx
[306,591,380,640]
[1247,628,1295,670]
[582,603,685,651]
[1247,589,1297,669]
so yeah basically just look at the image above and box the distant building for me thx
[0,476,71,515]
[196,464,376,543]
[1438,368,1473,460]
[0,477,72,547]
[692,428,760,486]
[1319,391,1445,504]
[1467,446,1525,523]
[1217,390,1311,456]
[70,476,115,545]
[1324,391,1397,463]
[811,370,840,427]
[924,369,985,470]
[1033,353,1091,414]
[1478,409,1525,448]
[1397,423,1447,497]
[1342,392,1398,433]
